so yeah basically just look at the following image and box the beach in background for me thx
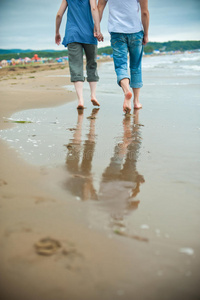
[0,52,200,300]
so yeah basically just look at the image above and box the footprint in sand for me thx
[34,237,81,259]
[34,237,62,256]
[34,237,83,272]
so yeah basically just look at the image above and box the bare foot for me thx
[77,108,84,115]
[123,91,132,114]
[91,108,100,115]
[91,98,100,106]
[77,105,84,109]
[134,102,142,109]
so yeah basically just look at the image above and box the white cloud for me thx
[0,0,200,49]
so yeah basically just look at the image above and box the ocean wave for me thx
[182,65,200,71]
[180,56,200,62]
[145,82,190,86]
[143,53,200,70]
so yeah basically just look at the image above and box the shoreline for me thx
[0,64,76,299]
[0,57,112,128]
[0,64,76,130]
[0,55,200,300]
[0,60,136,300]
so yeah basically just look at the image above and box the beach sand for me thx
[0,58,200,300]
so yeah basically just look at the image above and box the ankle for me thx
[78,98,84,104]
[134,98,139,104]
[125,91,132,100]
[123,88,131,95]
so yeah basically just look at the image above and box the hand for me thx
[142,34,148,46]
[94,31,104,42]
[55,33,61,45]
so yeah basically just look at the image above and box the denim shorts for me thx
[111,31,144,88]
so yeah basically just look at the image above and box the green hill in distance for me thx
[0,41,200,61]
[144,40,200,54]
[0,49,58,55]
[97,41,200,55]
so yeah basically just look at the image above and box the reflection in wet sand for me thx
[65,108,145,220]
[99,109,145,219]
[65,108,99,200]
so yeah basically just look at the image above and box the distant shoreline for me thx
[0,56,112,79]
[0,49,198,77]
[0,40,200,61]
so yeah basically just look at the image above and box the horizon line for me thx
[0,40,200,52]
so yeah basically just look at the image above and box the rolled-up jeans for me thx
[111,31,144,88]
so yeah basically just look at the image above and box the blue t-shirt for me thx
[62,0,97,47]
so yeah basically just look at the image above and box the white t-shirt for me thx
[105,0,143,33]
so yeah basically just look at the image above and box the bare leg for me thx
[73,110,84,143]
[89,82,100,106]
[120,78,132,114]
[74,81,84,109]
[132,88,142,109]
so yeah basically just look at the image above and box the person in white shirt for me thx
[98,0,149,113]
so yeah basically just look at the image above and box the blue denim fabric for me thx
[111,31,144,88]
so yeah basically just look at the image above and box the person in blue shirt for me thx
[55,0,103,109]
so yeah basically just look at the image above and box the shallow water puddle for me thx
[0,62,148,241]
[1,57,200,247]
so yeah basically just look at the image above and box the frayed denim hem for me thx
[130,82,143,89]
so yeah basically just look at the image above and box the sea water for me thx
[0,52,200,223]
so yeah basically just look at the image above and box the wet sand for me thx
[0,56,200,300]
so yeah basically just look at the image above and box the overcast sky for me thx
[0,0,200,50]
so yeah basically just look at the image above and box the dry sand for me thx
[0,63,199,300]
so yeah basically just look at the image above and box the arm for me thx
[90,0,103,41]
[55,0,68,45]
[139,0,149,45]
[97,0,107,22]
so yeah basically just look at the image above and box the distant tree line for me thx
[0,41,200,61]
[144,40,200,54]
[0,50,68,61]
